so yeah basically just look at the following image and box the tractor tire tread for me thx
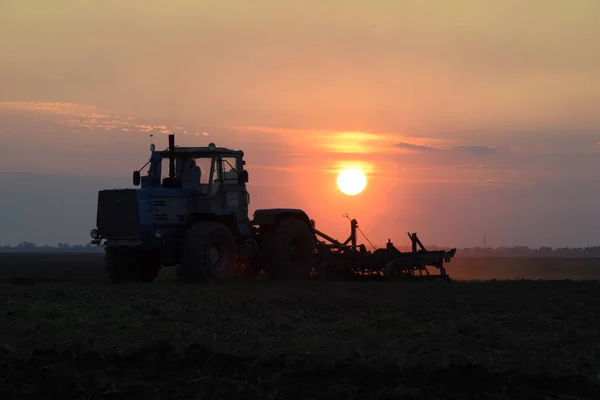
[177,221,236,283]
[260,217,315,280]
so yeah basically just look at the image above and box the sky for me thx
[0,0,599,248]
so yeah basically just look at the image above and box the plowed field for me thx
[1,253,599,399]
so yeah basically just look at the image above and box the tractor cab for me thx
[133,136,249,195]
[130,134,252,240]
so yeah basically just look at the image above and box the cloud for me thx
[0,100,194,138]
[393,142,440,152]
[453,164,547,171]
[453,145,497,156]
[230,125,466,158]
[393,142,497,156]
[0,101,95,114]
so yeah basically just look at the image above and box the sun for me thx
[337,168,367,196]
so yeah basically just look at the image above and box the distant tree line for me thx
[3,242,600,257]
[394,245,600,258]
[0,242,103,253]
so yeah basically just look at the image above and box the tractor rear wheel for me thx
[177,221,237,283]
[260,217,315,280]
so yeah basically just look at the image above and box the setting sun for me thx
[337,168,367,196]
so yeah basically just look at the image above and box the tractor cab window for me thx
[220,157,239,184]
[211,156,240,195]
[160,157,169,182]
[178,156,213,193]
[161,156,215,194]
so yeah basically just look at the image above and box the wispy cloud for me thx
[393,141,497,156]
[0,101,190,137]
[452,164,552,171]
[393,142,439,152]
[453,145,497,156]
[0,101,95,114]
[229,124,462,156]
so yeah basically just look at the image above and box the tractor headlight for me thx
[155,230,163,239]
[208,143,216,150]
[90,229,101,239]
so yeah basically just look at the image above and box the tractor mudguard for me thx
[252,208,313,229]
[187,211,235,228]
[186,210,234,222]
[186,211,252,239]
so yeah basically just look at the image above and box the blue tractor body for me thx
[91,134,316,283]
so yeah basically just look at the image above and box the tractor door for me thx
[217,156,250,224]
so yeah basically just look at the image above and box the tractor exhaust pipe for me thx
[168,134,175,180]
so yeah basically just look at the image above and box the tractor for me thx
[90,134,315,283]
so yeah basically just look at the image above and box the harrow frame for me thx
[311,215,456,281]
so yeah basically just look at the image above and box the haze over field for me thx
[1,0,599,248]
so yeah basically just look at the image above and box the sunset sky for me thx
[1,0,599,248]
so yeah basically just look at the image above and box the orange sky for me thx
[0,1,599,247]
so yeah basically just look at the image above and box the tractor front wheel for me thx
[260,217,315,280]
[136,251,161,282]
[104,248,137,283]
[177,221,237,283]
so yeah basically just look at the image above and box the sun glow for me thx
[337,168,367,196]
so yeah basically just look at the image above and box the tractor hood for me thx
[96,189,141,239]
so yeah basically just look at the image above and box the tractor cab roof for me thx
[157,145,244,158]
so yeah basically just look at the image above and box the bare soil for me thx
[0,253,599,399]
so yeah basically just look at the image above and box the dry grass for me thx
[0,253,599,399]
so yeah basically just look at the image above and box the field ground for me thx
[1,253,600,399]
[2,252,600,282]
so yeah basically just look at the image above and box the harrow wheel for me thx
[178,221,237,283]
[383,260,415,281]
[314,243,334,280]
[260,217,316,280]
